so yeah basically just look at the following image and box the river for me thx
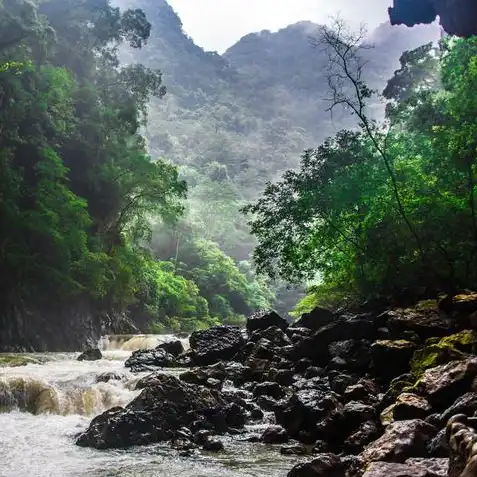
[0,335,301,477]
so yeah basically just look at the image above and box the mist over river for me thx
[0,335,302,477]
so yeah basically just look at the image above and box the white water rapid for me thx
[0,335,301,477]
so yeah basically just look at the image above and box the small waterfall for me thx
[100,334,189,352]
[0,356,140,416]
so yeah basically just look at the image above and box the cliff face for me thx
[389,0,477,37]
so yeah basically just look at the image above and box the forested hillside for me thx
[0,0,442,351]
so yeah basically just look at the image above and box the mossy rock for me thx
[0,354,40,367]
[409,330,476,380]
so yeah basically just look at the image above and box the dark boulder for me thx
[249,326,291,346]
[156,340,184,357]
[344,421,381,454]
[441,392,477,424]
[96,372,123,383]
[253,381,286,400]
[246,309,288,333]
[281,443,308,455]
[77,347,102,361]
[294,307,335,331]
[360,419,438,464]
[362,461,442,477]
[76,374,227,449]
[276,388,342,443]
[261,425,289,444]
[189,326,245,365]
[393,393,432,421]
[125,348,177,372]
[416,358,477,409]
[202,437,224,452]
[370,340,416,382]
[287,453,344,477]
[291,313,378,363]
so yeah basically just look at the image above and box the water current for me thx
[0,335,302,477]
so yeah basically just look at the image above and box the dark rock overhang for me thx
[388,0,477,38]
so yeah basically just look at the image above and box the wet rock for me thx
[125,348,177,372]
[371,340,416,382]
[276,388,342,442]
[294,307,335,331]
[287,453,344,477]
[362,461,441,477]
[312,440,330,454]
[274,369,295,386]
[344,379,380,403]
[344,421,381,454]
[202,437,224,452]
[329,373,357,395]
[96,372,123,383]
[281,443,308,455]
[256,395,278,412]
[247,310,288,333]
[193,429,211,445]
[340,401,376,432]
[304,367,325,379]
[189,326,245,365]
[328,340,372,373]
[246,402,264,420]
[417,358,477,409]
[156,340,184,357]
[253,381,285,400]
[249,326,291,346]
[360,419,438,464]
[393,393,432,421]
[405,458,448,477]
[170,438,196,451]
[426,429,449,458]
[261,425,289,444]
[179,362,228,387]
[383,308,453,340]
[77,347,102,361]
[224,402,247,428]
[76,374,227,449]
[292,313,377,362]
[441,392,477,423]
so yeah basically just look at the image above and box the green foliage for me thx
[0,0,210,333]
[246,36,477,305]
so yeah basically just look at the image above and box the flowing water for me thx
[0,335,302,477]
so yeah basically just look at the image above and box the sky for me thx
[167,0,392,53]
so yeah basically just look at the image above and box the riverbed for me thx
[0,336,302,477]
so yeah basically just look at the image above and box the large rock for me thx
[393,393,432,421]
[276,387,343,443]
[417,358,477,409]
[382,308,452,340]
[292,313,378,363]
[246,310,289,333]
[371,340,416,382]
[156,340,184,357]
[362,461,442,477]
[360,419,437,464]
[405,458,448,477]
[77,347,102,361]
[441,393,477,423]
[189,326,245,365]
[287,453,344,477]
[293,307,335,331]
[76,374,228,449]
[124,348,177,372]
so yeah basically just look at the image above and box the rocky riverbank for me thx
[76,294,477,477]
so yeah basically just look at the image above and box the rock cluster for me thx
[77,295,477,476]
